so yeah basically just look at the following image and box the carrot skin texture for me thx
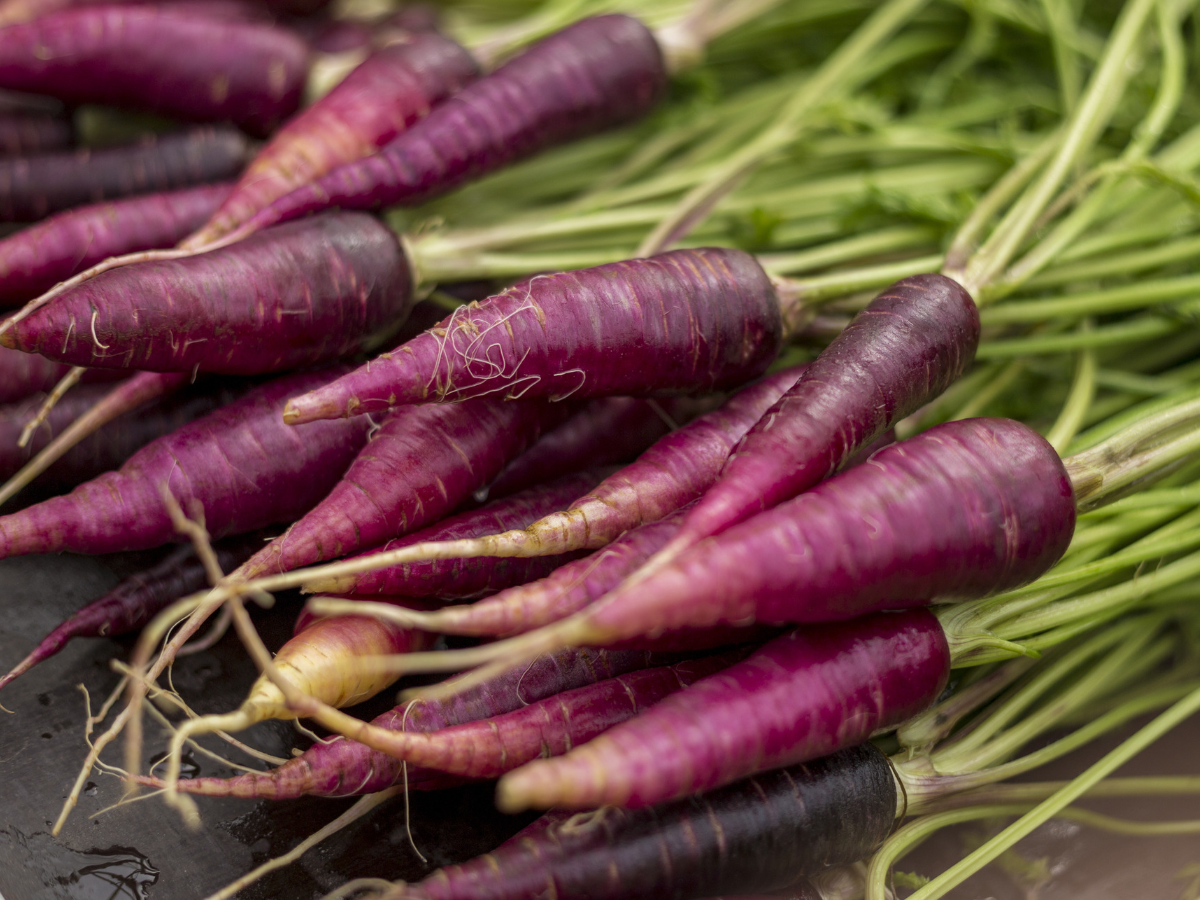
[0,343,123,404]
[668,273,980,555]
[162,647,673,799]
[312,470,605,598]
[185,33,478,247]
[389,744,896,900]
[0,7,310,135]
[0,182,230,305]
[0,112,72,156]
[334,651,745,780]
[500,609,948,810]
[0,127,251,222]
[483,396,697,501]
[0,532,263,691]
[2,212,414,374]
[581,417,1075,644]
[0,376,238,486]
[240,398,568,577]
[241,14,666,235]
[285,248,782,422]
[0,367,370,557]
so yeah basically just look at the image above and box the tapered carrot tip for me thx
[0,328,16,350]
[282,395,346,425]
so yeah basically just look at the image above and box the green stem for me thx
[980,273,1200,325]
[975,315,1177,358]
[1045,325,1097,453]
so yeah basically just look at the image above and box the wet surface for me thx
[1,550,1199,900]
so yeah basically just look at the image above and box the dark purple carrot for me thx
[498,609,948,811]
[0,341,122,404]
[146,647,675,799]
[378,744,895,900]
[238,397,568,579]
[286,368,803,594]
[483,396,700,501]
[284,247,782,423]
[0,531,264,691]
[0,0,328,25]
[645,273,980,573]
[183,32,478,248]
[0,375,238,488]
[299,470,604,600]
[0,182,231,305]
[0,367,370,558]
[0,211,414,373]
[232,14,667,237]
[426,418,1074,676]
[0,6,310,136]
[0,111,71,156]
[0,126,251,223]
[284,650,746,782]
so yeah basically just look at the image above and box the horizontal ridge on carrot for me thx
[0,6,310,135]
[0,367,370,558]
[0,182,231,305]
[283,247,784,423]
[0,211,414,373]
[643,272,981,574]
[182,32,478,248]
[0,531,264,692]
[232,13,668,236]
[497,609,949,811]
[0,126,251,222]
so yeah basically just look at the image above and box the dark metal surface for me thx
[0,551,532,900]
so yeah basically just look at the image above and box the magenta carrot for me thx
[238,397,567,579]
[0,367,370,558]
[0,375,237,487]
[0,0,329,26]
[375,744,896,900]
[0,6,310,135]
[0,531,264,691]
[297,650,745,781]
[0,342,122,404]
[0,182,230,305]
[483,396,699,501]
[284,247,782,423]
[498,609,948,811]
[146,647,675,799]
[431,417,1074,672]
[298,470,604,600]
[232,14,667,236]
[289,367,803,592]
[0,127,250,222]
[0,111,71,156]
[646,273,979,571]
[0,211,414,373]
[183,32,478,248]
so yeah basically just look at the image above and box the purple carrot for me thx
[230,14,667,237]
[378,745,896,900]
[0,341,122,404]
[0,127,250,223]
[445,417,1074,672]
[0,531,264,691]
[146,647,675,799]
[0,376,239,487]
[647,273,980,572]
[287,367,804,592]
[0,6,310,135]
[284,247,782,423]
[0,211,414,373]
[0,367,370,557]
[299,470,604,600]
[0,182,231,305]
[290,650,746,781]
[183,32,478,248]
[238,397,568,578]
[0,0,329,26]
[0,111,71,156]
[483,396,702,501]
[498,609,948,811]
